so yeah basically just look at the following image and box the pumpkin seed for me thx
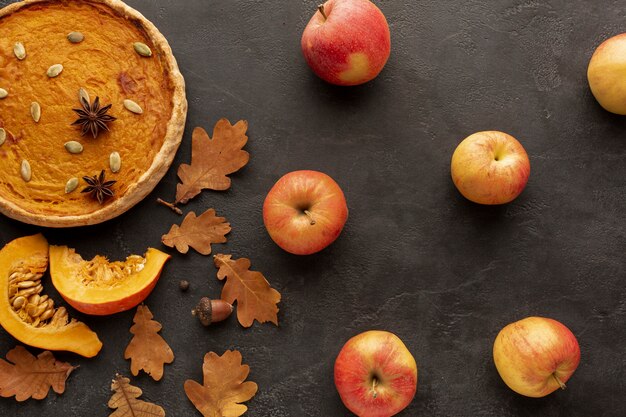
[13,42,25,60]
[133,42,152,57]
[50,307,68,327]
[123,99,143,114]
[39,309,55,322]
[64,141,83,154]
[79,87,90,105]
[20,160,31,182]
[36,304,48,317]
[47,64,64,78]
[0,128,5,146]
[17,280,37,289]
[0,88,7,99]
[12,296,26,310]
[110,151,121,173]
[28,294,40,306]
[67,31,84,43]
[25,304,37,317]
[17,286,38,297]
[27,303,46,318]
[65,177,79,194]
[30,102,41,122]
[11,272,35,282]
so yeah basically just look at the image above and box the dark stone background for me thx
[1,0,625,416]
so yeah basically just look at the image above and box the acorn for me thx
[191,297,233,326]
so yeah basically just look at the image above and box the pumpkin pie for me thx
[0,0,187,227]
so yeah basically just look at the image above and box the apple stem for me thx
[317,4,327,20]
[371,377,378,399]
[304,210,316,225]
[552,374,567,390]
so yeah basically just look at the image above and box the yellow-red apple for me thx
[263,170,348,255]
[301,0,391,86]
[334,330,418,417]
[493,317,581,398]
[451,131,530,205]
[588,33,626,114]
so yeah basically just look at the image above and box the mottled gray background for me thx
[0,0,625,416]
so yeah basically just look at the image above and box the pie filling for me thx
[0,1,175,216]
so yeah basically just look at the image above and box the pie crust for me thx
[0,0,187,227]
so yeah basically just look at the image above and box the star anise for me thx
[82,170,116,204]
[72,96,117,139]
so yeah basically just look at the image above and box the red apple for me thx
[493,317,581,398]
[301,0,391,86]
[450,131,530,205]
[263,170,348,255]
[588,33,626,114]
[335,330,418,417]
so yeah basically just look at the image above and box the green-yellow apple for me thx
[263,170,348,255]
[451,131,530,205]
[493,317,581,398]
[588,33,626,114]
[301,0,391,86]
[334,330,418,417]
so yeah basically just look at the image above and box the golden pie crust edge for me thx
[0,0,187,228]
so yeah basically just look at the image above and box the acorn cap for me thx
[192,297,213,326]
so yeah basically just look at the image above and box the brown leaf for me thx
[175,119,249,204]
[184,350,258,417]
[108,374,165,417]
[124,305,174,381]
[162,209,231,255]
[214,254,281,327]
[0,345,76,401]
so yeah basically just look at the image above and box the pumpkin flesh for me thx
[49,246,170,316]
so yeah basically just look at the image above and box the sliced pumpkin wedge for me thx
[49,245,170,316]
[0,234,102,358]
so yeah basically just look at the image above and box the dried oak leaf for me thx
[175,119,249,204]
[162,209,231,255]
[124,305,174,381]
[0,345,76,401]
[214,254,281,328]
[184,350,258,417]
[108,374,165,417]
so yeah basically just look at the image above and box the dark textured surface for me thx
[1,0,625,416]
